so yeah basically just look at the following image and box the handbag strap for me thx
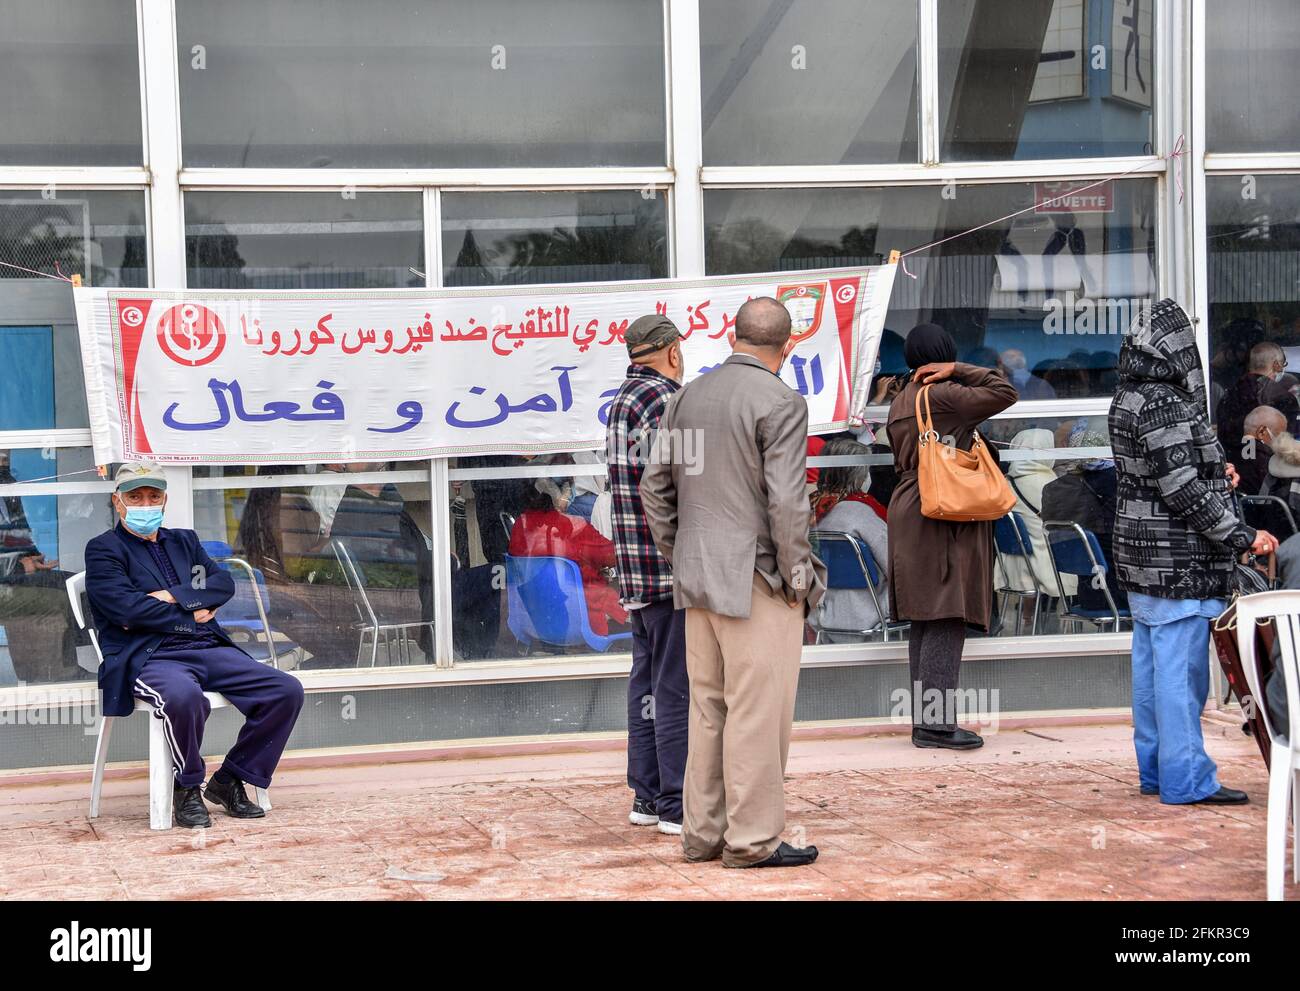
[914,384,938,445]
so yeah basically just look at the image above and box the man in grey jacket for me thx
[640,296,826,868]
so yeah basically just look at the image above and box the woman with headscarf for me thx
[1000,427,1076,604]
[886,323,1019,750]
[808,438,890,642]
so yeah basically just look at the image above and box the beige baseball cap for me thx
[114,461,168,494]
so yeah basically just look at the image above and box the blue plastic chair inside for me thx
[809,529,902,641]
[505,554,631,653]
[1043,522,1130,632]
[200,539,292,664]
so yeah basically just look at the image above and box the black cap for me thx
[625,314,681,359]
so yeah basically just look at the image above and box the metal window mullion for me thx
[701,156,1166,188]
[139,0,184,290]
[1186,0,1211,413]
[430,457,454,668]
[177,168,675,189]
[667,0,704,277]
[917,0,940,166]
[423,187,439,288]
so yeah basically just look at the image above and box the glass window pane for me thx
[1206,0,1300,153]
[448,456,625,661]
[808,412,1121,643]
[699,0,918,165]
[176,0,666,168]
[705,179,1157,398]
[0,0,142,165]
[0,447,113,687]
[441,190,667,286]
[192,464,433,670]
[1207,174,1300,511]
[938,0,1153,161]
[0,190,148,431]
[184,191,424,289]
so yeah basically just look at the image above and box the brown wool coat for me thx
[886,363,1019,630]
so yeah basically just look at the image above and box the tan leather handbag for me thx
[914,384,1016,522]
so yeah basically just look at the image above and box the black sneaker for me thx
[203,774,267,819]
[173,785,211,829]
[629,797,659,826]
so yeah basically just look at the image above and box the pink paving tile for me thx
[0,720,1288,901]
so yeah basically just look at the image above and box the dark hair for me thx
[521,485,554,512]
[815,438,871,495]
[735,297,792,349]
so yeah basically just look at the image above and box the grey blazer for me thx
[639,352,827,619]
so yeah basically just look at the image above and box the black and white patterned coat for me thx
[1108,299,1255,601]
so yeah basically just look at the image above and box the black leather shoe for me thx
[745,841,819,868]
[203,774,266,818]
[173,785,211,829]
[912,727,984,750]
[1190,786,1249,805]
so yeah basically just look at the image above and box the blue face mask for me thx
[124,506,164,537]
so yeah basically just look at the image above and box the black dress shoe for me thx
[745,841,819,868]
[1190,786,1249,805]
[203,774,266,818]
[912,726,984,750]
[173,785,211,829]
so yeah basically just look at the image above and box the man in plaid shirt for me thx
[606,313,688,835]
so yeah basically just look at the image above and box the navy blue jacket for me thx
[84,524,242,717]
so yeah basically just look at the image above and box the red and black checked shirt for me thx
[606,363,680,606]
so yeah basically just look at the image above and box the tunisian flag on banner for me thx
[73,264,897,466]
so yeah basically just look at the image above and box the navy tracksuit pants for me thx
[626,598,688,822]
[133,646,305,789]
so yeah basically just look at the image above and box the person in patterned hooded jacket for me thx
[1109,298,1277,806]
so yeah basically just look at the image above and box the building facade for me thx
[0,0,1295,769]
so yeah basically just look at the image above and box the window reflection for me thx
[193,465,432,669]
[0,190,148,431]
[807,412,1122,642]
[449,456,626,661]
[0,448,109,687]
[441,191,667,287]
[1207,0,1300,153]
[938,0,1153,161]
[705,180,1156,397]
[185,191,424,290]
[699,0,918,165]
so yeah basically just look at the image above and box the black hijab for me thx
[903,323,957,371]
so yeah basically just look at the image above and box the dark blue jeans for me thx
[627,598,688,822]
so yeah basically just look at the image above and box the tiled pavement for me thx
[0,719,1288,900]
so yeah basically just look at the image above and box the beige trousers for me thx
[681,573,804,867]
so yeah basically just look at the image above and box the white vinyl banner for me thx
[73,264,896,465]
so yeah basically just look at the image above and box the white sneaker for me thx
[629,798,659,826]
[657,819,682,836]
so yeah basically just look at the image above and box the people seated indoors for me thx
[1216,341,1300,444]
[1040,421,1128,614]
[508,478,629,636]
[808,439,890,642]
[1000,428,1076,602]
[1261,428,1300,534]
[1239,405,1287,496]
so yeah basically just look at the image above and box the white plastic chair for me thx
[67,571,271,830]
[1234,589,1300,900]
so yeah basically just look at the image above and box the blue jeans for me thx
[1128,592,1223,804]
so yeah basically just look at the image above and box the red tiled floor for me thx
[0,720,1290,901]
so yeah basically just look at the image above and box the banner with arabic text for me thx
[73,264,896,465]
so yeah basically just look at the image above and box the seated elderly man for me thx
[85,462,305,828]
